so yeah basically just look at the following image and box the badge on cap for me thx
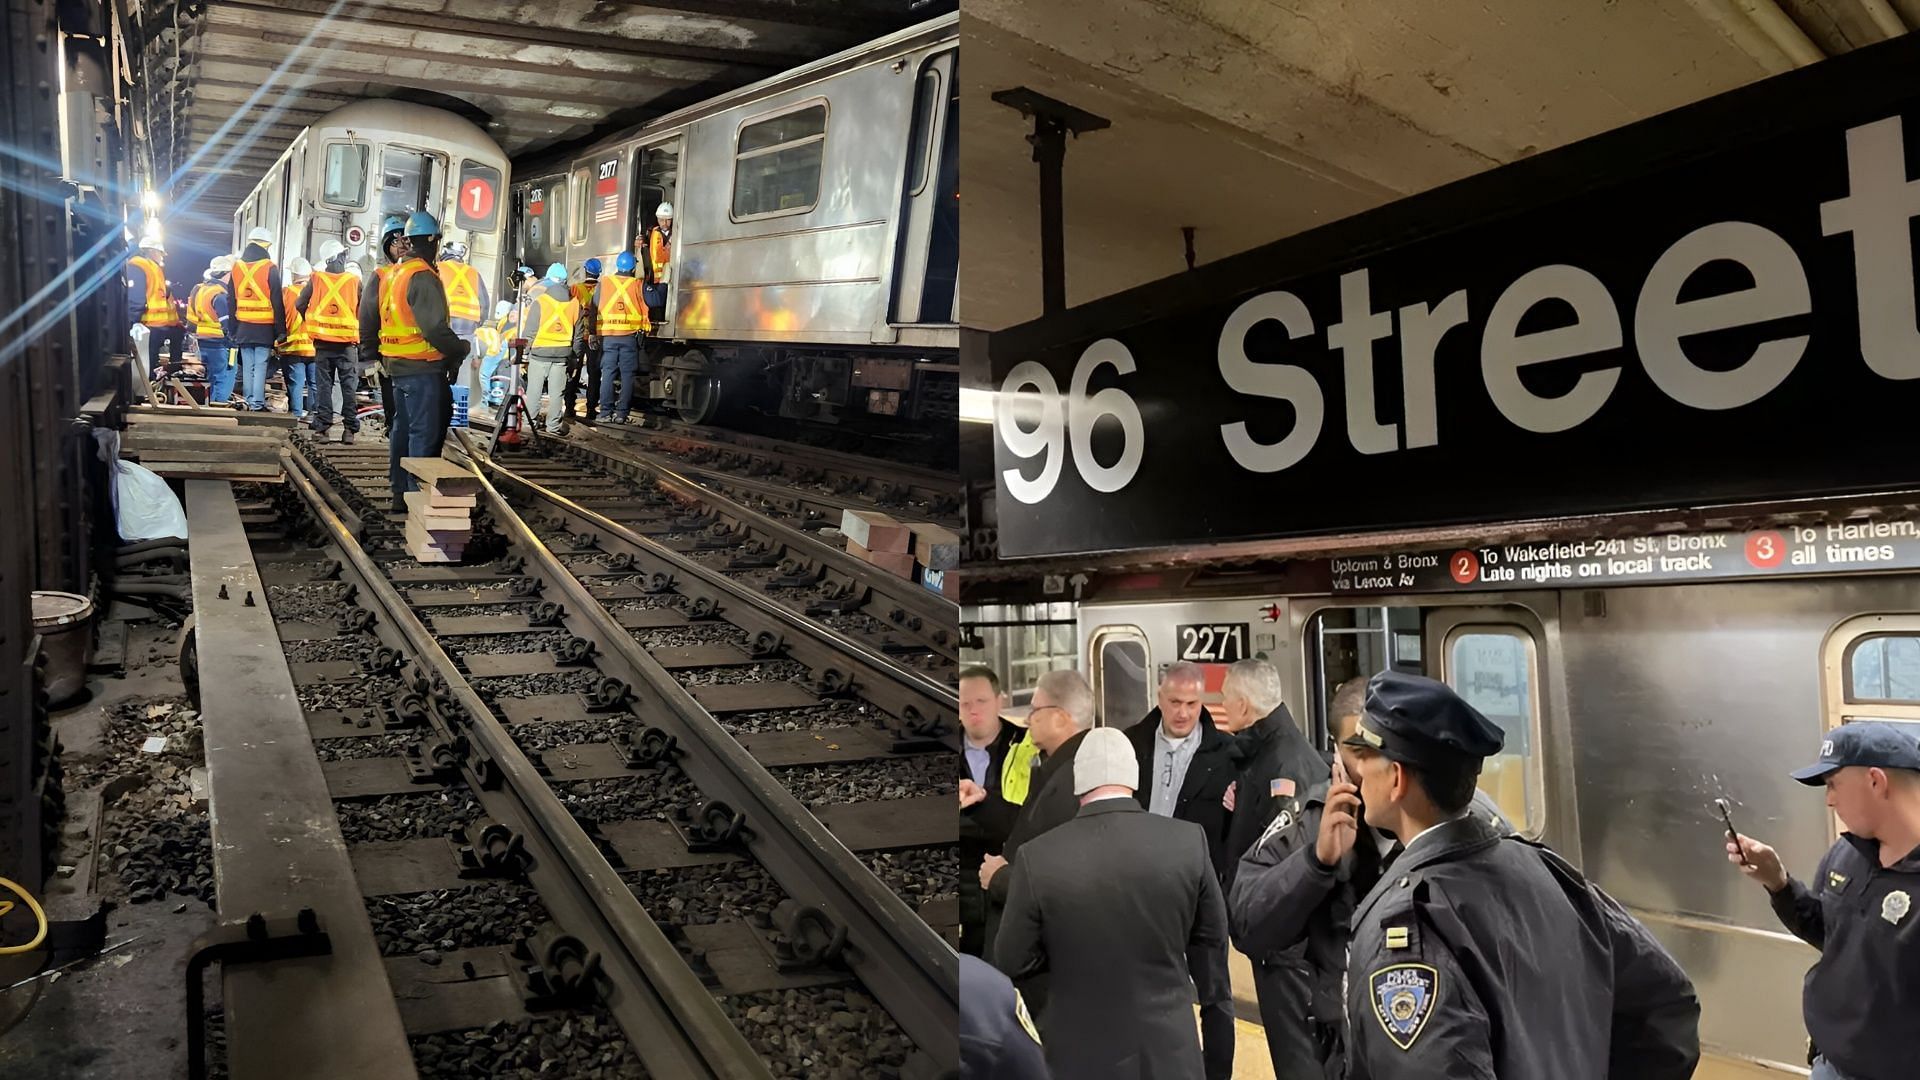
[1271,778,1296,799]
[1370,963,1439,1050]
[1883,890,1911,926]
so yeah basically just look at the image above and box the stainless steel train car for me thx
[506,14,957,430]
[232,99,510,296]
[1051,526,1920,1079]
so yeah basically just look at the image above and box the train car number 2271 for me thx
[1176,623,1250,663]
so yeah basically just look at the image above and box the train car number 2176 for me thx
[1176,623,1250,663]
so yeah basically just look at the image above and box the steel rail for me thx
[442,436,962,1065]
[454,432,957,736]
[514,433,957,661]
[283,448,772,1080]
[592,420,958,509]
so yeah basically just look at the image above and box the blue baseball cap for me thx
[1790,721,1920,784]
[1342,670,1505,768]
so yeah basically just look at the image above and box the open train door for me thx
[888,46,958,329]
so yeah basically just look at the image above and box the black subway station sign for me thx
[987,35,1920,560]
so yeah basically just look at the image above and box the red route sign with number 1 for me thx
[460,178,495,222]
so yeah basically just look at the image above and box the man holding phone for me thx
[1227,677,1508,1078]
[1728,721,1920,1080]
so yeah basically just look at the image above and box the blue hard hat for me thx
[404,210,441,238]
[380,214,407,237]
[517,265,534,279]
[545,263,567,283]
[615,251,636,274]
[583,258,602,277]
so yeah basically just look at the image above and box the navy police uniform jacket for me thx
[1224,703,1325,889]
[1228,783,1509,1055]
[1769,833,1920,1080]
[1344,814,1700,1080]
[960,953,1051,1080]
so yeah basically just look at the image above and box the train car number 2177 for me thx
[1176,623,1250,663]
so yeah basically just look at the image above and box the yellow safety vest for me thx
[280,284,315,356]
[596,273,648,335]
[531,293,580,349]
[378,258,444,362]
[187,282,225,338]
[305,269,359,343]
[232,258,275,324]
[999,732,1037,806]
[129,255,180,327]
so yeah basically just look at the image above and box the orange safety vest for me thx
[596,274,648,335]
[187,282,225,338]
[570,281,597,333]
[129,256,181,327]
[305,269,359,343]
[531,293,580,349]
[647,228,671,283]
[280,285,315,356]
[439,260,483,322]
[232,258,275,324]
[378,258,445,362]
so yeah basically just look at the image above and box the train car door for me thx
[378,144,443,222]
[633,137,681,332]
[888,47,957,328]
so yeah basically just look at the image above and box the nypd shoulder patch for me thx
[1370,962,1439,1050]
[1012,989,1042,1046]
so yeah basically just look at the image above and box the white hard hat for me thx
[288,256,312,278]
[245,226,274,246]
[344,261,363,277]
[316,238,346,263]
[655,202,673,220]
[209,255,234,274]
[139,234,166,253]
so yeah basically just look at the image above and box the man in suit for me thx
[980,669,1095,973]
[959,665,1030,955]
[1125,660,1237,1080]
[995,726,1229,1080]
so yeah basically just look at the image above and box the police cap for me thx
[1341,670,1505,768]
[1790,721,1920,784]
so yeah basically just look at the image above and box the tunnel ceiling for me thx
[138,0,953,229]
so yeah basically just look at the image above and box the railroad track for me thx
[606,418,959,506]
[195,436,960,1079]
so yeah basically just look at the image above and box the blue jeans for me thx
[202,343,234,403]
[239,345,271,410]
[598,336,640,419]
[282,357,313,417]
[386,370,451,499]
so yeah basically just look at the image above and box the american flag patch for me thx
[1270,778,1295,799]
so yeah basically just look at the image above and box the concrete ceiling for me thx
[960,0,1918,332]
[138,0,953,231]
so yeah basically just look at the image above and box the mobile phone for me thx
[1715,797,1750,866]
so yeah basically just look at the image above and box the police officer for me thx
[1340,671,1699,1079]
[1729,722,1920,1080]
[1229,677,1509,1078]
[959,953,1050,1079]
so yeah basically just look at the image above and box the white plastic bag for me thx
[113,458,189,541]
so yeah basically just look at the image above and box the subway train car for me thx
[506,13,958,430]
[232,98,510,295]
[1062,522,1920,1078]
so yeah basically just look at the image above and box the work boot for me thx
[341,429,356,445]
[390,495,406,514]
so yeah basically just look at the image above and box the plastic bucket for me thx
[450,385,470,429]
[32,591,95,706]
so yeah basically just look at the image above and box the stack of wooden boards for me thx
[400,458,480,563]
[119,404,296,483]
[839,509,961,600]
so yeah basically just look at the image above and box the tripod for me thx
[487,340,539,456]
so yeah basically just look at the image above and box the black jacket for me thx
[1770,833,1920,1080]
[984,729,1089,953]
[961,719,1027,865]
[1344,815,1699,1080]
[1125,707,1238,879]
[224,242,285,346]
[1222,703,1325,891]
[357,256,470,375]
[995,798,1228,1080]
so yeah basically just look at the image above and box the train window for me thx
[1090,627,1150,728]
[455,160,500,233]
[905,69,940,196]
[1845,634,1920,703]
[380,147,433,219]
[570,166,592,243]
[732,102,827,220]
[322,142,368,207]
[1445,626,1541,835]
